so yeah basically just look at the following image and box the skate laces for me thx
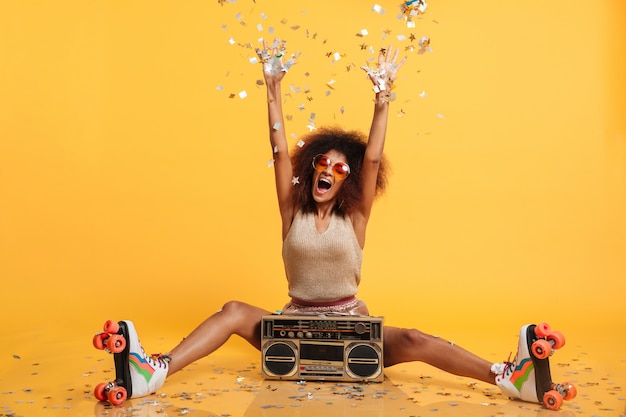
[137,343,170,369]
[502,352,514,375]
[150,353,172,368]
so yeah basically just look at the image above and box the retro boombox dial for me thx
[261,314,384,382]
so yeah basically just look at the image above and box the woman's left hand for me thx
[361,45,406,100]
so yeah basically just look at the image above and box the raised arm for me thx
[256,39,298,238]
[353,46,406,239]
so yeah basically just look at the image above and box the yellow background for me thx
[1,0,625,353]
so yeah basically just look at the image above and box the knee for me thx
[384,328,431,366]
[385,328,430,354]
[398,328,429,349]
[220,300,248,316]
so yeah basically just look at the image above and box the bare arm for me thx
[353,46,406,244]
[257,40,298,239]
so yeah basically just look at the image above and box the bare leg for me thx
[383,326,495,385]
[166,301,270,376]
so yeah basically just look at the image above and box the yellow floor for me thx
[2,324,625,417]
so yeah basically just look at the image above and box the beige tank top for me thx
[282,210,363,302]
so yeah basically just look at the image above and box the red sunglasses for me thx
[312,154,351,179]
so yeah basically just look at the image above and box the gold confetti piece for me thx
[418,36,432,54]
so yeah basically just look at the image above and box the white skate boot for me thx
[495,322,576,410]
[93,320,170,404]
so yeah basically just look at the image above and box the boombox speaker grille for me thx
[263,342,297,376]
[346,343,382,378]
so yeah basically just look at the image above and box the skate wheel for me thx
[93,333,107,350]
[547,330,566,350]
[563,382,577,400]
[534,322,552,338]
[106,334,126,354]
[107,386,127,405]
[531,339,551,359]
[543,390,563,410]
[103,320,120,334]
[94,382,108,402]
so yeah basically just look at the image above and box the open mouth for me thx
[317,178,332,193]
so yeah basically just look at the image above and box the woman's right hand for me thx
[256,38,297,85]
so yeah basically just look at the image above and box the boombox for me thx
[261,314,384,382]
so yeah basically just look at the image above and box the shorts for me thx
[280,296,369,316]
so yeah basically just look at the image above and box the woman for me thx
[94,40,574,410]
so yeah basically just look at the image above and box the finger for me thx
[385,45,393,63]
[378,48,385,66]
[395,56,407,71]
[391,46,400,64]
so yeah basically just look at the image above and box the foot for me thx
[495,323,575,410]
[94,320,170,403]
[121,320,170,398]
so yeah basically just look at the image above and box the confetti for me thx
[255,38,299,75]
[400,0,428,23]
[418,36,432,54]
[292,176,300,185]
[238,90,248,99]
[372,4,385,14]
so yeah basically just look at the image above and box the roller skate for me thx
[92,320,170,405]
[495,322,577,410]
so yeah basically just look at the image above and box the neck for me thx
[315,201,335,219]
